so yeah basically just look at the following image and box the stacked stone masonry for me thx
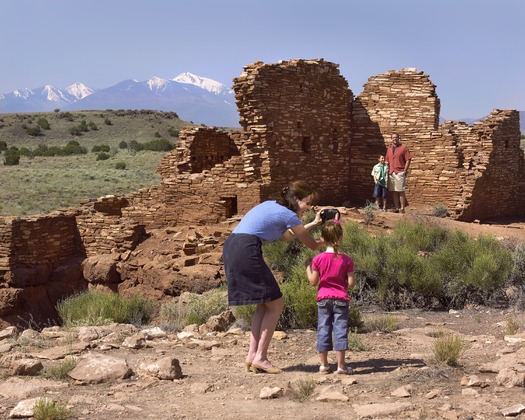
[1,58,523,327]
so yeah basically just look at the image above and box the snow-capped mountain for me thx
[0,73,239,127]
[65,82,94,100]
[173,72,232,96]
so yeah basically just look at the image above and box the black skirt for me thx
[222,233,282,306]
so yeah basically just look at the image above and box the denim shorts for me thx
[316,298,349,352]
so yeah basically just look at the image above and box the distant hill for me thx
[0,73,240,128]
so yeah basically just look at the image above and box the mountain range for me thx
[1,74,523,132]
[0,73,240,128]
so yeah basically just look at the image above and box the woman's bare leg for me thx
[247,297,284,368]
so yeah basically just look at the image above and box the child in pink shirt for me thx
[306,218,356,374]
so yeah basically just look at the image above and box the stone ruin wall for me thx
[351,68,524,220]
[233,59,353,204]
[350,68,441,204]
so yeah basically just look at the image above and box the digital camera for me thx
[320,208,340,223]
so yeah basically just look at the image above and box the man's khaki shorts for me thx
[388,172,406,192]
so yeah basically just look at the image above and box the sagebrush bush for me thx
[431,203,449,218]
[293,377,316,401]
[364,314,400,333]
[57,290,154,327]
[32,398,71,420]
[159,289,228,330]
[41,357,76,380]
[431,333,465,366]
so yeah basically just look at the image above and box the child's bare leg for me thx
[319,351,329,368]
[383,198,388,210]
[336,350,346,370]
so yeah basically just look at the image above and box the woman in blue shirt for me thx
[223,180,323,374]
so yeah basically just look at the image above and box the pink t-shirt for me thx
[312,252,354,301]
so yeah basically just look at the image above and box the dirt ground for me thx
[2,307,525,419]
[1,208,525,420]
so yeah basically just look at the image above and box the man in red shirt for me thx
[385,132,411,213]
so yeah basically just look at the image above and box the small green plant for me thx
[4,147,20,165]
[348,328,366,351]
[503,317,520,336]
[431,203,449,218]
[32,398,71,420]
[364,314,399,333]
[431,333,465,366]
[41,357,76,380]
[294,377,316,401]
[96,151,111,161]
[159,289,228,330]
[231,305,256,330]
[115,161,126,170]
[57,290,154,327]
[362,200,377,226]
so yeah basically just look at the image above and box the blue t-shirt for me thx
[233,200,302,242]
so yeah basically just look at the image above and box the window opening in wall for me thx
[332,142,339,154]
[221,196,238,218]
[302,136,311,154]
[505,140,509,148]
[297,122,302,129]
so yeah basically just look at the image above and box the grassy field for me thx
[0,110,191,216]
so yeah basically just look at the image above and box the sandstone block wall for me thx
[233,59,353,204]
[351,68,440,204]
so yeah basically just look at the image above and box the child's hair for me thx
[321,220,343,257]
[276,180,319,212]
[378,154,384,159]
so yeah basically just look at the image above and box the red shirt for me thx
[385,143,411,174]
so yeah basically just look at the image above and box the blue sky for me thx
[1,0,524,120]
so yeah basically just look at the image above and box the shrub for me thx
[26,126,42,136]
[41,357,76,380]
[432,233,512,307]
[96,152,111,161]
[92,144,110,153]
[57,290,154,327]
[128,140,144,152]
[348,328,367,351]
[37,117,50,130]
[32,398,71,420]
[142,138,174,152]
[4,147,20,165]
[115,161,126,170]
[118,140,128,149]
[154,131,161,138]
[168,127,180,137]
[364,314,400,332]
[69,126,82,136]
[293,378,316,401]
[159,289,228,330]
[88,121,98,130]
[63,140,87,156]
[432,203,449,218]
[60,112,75,121]
[362,200,377,226]
[0,140,7,152]
[104,118,112,125]
[431,332,465,366]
